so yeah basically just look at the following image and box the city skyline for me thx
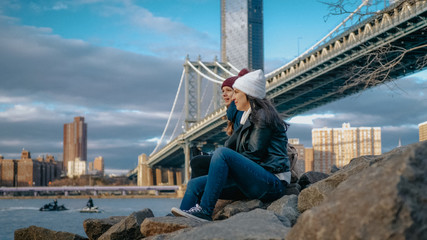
[0,0,426,173]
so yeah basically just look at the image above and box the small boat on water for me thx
[80,206,101,213]
[39,202,68,211]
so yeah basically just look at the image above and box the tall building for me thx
[304,147,314,172]
[63,116,87,171]
[94,156,104,175]
[419,121,427,141]
[221,0,264,71]
[312,123,381,173]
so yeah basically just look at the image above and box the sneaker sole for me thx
[171,207,209,222]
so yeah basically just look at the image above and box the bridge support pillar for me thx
[137,154,154,186]
[175,170,182,186]
[65,191,68,196]
[33,191,37,197]
[183,142,191,184]
[155,168,163,185]
[167,168,174,185]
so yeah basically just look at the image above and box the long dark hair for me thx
[247,96,289,131]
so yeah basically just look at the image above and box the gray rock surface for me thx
[213,199,263,220]
[287,141,427,240]
[169,209,290,240]
[297,155,374,212]
[15,225,87,240]
[267,194,299,226]
[83,216,125,240]
[98,208,154,240]
[140,216,204,237]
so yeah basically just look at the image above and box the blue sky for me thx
[0,0,426,173]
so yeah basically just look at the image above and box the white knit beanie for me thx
[232,69,266,99]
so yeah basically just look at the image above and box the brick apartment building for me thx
[0,149,62,187]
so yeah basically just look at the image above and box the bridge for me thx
[0,185,179,197]
[137,0,427,185]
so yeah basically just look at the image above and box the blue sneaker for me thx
[171,204,212,222]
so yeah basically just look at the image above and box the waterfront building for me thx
[221,0,264,70]
[67,157,87,178]
[312,123,381,173]
[0,149,61,187]
[94,156,104,175]
[288,138,305,174]
[63,116,87,171]
[419,121,427,141]
[304,147,314,172]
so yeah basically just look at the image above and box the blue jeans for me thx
[180,147,286,215]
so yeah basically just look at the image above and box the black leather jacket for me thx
[224,110,290,174]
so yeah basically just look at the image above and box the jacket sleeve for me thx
[240,124,272,163]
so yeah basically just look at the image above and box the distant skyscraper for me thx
[94,156,104,174]
[63,117,87,171]
[419,121,427,141]
[221,0,264,71]
[312,123,381,173]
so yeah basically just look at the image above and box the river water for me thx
[0,197,181,240]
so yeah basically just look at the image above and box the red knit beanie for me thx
[221,68,249,90]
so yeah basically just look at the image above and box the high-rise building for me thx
[63,117,87,171]
[304,147,314,172]
[419,121,427,141]
[221,0,264,71]
[312,123,381,173]
[94,156,104,174]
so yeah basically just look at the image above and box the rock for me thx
[83,216,125,240]
[267,194,299,226]
[297,155,374,212]
[169,209,290,240]
[98,208,154,240]
[14,225,87,240]
[283,183,301,196]
[213,199,263,220]
[212,199,234,218]
[287,141,427,240]
[140,216,205,237]
[297,171,329,190]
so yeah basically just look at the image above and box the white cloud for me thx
[288,113,335,125]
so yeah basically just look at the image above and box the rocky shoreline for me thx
[15,141,427,240]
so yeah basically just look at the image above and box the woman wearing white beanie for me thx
[172,69,290,222]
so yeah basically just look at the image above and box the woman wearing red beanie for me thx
[172,69,290,222]
[190,69,249,179]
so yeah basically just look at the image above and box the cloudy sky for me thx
[0,0,426,174]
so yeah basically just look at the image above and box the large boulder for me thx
[168,209,290,240]
[140,216,204,237]
[212,199,263,220]
[15,225,87,240]
[98,208,154,240]
[267,194,299,226]
[297,155,375,212]
[83,216,125,240]
[287,141,427,240]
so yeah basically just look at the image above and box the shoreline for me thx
[0,193,180,200]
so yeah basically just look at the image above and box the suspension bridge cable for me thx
[198,61,226,81]
[150,69,185,156]
[168,107,185,143]
[214,61,236,76]
[227,62,240,72]
[186,60,224,84]
[266,0,370,79]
